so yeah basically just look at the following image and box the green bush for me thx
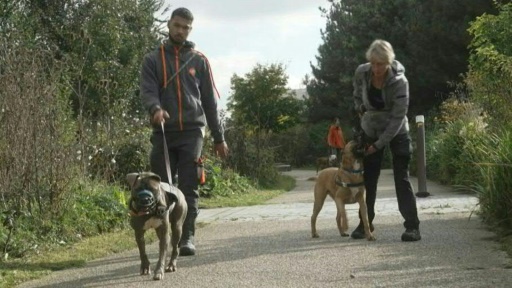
[223,126,280,187]
[467,131,512,230]
[59,183,128,237]
[113,129,152,183]
[199,157,256,198]
[83,116,152,184]
[0,180,128,259]
[425,97,488,184]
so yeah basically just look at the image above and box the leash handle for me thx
[161,122,173,185]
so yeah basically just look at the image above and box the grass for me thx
[0,229,158,288]
[0,173,295,288]
[200,174,295,208]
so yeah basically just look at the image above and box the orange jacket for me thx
[327,125,345,149]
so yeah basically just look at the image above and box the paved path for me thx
[18,169,511,288]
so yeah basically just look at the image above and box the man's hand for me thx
[214,142,229,159]
[151,108,170,125]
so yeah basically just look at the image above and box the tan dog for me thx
[127,172,187,280]
[311,141,375,241]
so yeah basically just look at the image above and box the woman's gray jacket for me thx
[353,60,409,149]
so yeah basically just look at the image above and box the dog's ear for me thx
[142,172,161,183]
[126,173,140,189]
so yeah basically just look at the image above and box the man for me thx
[140,7,229,256]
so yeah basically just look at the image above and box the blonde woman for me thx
[352,39,421,241]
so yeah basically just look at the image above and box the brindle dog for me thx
[311,141,375,241]
[127,172,187,280]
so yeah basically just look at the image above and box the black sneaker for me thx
[350,223,375,239]
[401,228,421,241]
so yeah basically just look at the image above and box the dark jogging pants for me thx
[149,128,203,214]
[363,132,420,230]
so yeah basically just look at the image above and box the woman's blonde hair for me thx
[365,39,395,65]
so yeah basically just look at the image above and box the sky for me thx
[160,0,330,110]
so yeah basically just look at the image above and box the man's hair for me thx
[365,39,395,65]
[171,7,194,21]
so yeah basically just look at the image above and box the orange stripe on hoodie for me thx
[193,49,220,99]
[174,46,183,130]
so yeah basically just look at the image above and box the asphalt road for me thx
[17,169,512,288]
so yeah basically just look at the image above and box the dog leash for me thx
[161,122,173,185]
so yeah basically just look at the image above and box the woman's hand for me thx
[365,144,378,155]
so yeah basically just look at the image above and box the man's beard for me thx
[169,34,185,44]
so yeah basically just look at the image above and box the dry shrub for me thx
[0,42,78,216]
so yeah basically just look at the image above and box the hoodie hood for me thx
[357,60,406,85]
[388,60,405,83]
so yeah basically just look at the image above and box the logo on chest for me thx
[188,67,196,77]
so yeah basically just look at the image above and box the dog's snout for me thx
[135,189,156,210]
[139,196,152,205]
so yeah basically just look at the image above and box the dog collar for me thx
[343,168,364,174]
[335,175,365,188]
[128,198,156,217]
[129,209,151,217]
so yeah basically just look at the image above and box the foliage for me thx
[0,180,128,260]
[0,34,78,216]
[271,123,324,167]
[200,175,294,209]
[269,121,349,167]
[199,156,256,198]
[425,97,488,184]
[0,0,159,262]
[466,2,512,126]
[468,131,512,230]
[223,125,280,187]
[18,0,165,118]
[427,115,512,230]
[83,114,153,184]
[228,63,306,133]
[226,63,305,185]
[307,0,498,125]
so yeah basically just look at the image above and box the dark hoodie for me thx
[353,60,409,149]
[140,40,224,143]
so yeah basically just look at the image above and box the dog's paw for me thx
[341,232,349,237]
[140,266,150,275]
[312,232,320,238]
[366,234,376,241]
[165,263,177,272]
[153,269,164,280]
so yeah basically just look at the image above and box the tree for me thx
[15,0,166,119]
[466,2,512,126]
[226,63,306,183]
[306,0,498,124]
[0,0,166,217]
[228,63,305,133]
